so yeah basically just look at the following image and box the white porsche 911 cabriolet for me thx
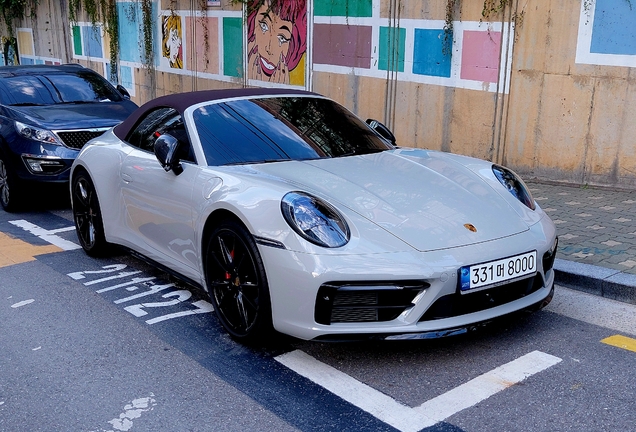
[70,88,557,342]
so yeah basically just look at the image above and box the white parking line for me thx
[11,299,35,308]
[9,220,81,251]
[275,350,561,432]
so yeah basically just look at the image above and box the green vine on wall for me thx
[198,0,210,71]
[69,0,120,81]
[445,0,526,52]
[140,0,153,70]
[443,0,458,56]
[0,0,37,37]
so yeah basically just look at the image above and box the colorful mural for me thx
[62,0,516,93]
[312,8,512,93]
[162,15,184,69]
[246,0,307,86]
[576,0,636,67]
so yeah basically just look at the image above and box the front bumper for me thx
[3,137,79,183]
[260,215,557,341]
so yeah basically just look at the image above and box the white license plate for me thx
[459,251,537,293]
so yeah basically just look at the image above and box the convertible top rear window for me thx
[193,97,391,166]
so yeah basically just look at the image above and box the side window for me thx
[126,107,195,163]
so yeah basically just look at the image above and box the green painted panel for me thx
[223,17,243,77]
[314,0,372,17]
[379,26,406,72]
[72,26,82,56]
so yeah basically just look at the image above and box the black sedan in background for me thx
[0,64,138,211]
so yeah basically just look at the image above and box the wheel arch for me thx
[200,208,249,278]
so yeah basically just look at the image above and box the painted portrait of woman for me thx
[246,0,307,85]
[162,15,183,69]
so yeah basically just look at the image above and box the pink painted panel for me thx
[460,30,501,83]
[186,17,219,73]
[313,24,372,68]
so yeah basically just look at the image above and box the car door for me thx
[120,107,200,280]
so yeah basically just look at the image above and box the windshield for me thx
[193,96,391,166]
[1,70,122,106]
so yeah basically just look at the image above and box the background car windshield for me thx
[193,97,392,166]
[1,71,121,105]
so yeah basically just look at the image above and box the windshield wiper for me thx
[225,159,285,166]
[339,148,387,157]
[58,100,96,105]
[10,102,45,106]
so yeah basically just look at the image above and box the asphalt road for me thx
[1,198,635,432]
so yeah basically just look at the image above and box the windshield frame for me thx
[0,70,122,106]
[185,94,392,167]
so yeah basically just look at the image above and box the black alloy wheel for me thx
[72,171,109,256]
[205,220,272,342]
[0,155,20,212]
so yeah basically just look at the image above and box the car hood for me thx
[252,149,531,252]
[9,101,138,130]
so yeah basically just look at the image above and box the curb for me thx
[554,258,636,306]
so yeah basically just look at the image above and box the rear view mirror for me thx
[117,84,131,100]
[366,119,396,146]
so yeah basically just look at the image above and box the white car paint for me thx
[72,93,557,341]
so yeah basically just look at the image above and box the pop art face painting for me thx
[247,0,307,85]
[162,15,183,69]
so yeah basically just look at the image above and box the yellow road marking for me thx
[601,335,636,353]
[0,231,63,268]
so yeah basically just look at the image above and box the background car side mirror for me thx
[366,119,397,146]
[116,84,131,100]
[154,134,183,175]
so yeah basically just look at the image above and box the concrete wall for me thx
[1,0,634,188]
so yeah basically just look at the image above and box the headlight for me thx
[281,192,350,248]
[15,121,60,145]
[492,164,536,210]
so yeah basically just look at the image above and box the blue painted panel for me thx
[591,0,636,55]
[121,66,133,89]
[413,29,452,77]
[82,26,103,58]
[117,2,158,64]
[20,57,34,65]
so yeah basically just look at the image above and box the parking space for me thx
[1,212,635,432]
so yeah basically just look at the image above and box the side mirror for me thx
[117,84,131,100]
[366,119,396,146]
[154,134,183,175]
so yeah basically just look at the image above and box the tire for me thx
[0,153,22,212]
[204,219,273,343]
[71,170,110,256]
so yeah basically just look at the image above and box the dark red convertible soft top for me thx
[113,87,318,140]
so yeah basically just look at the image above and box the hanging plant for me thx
[198,0,210,71]
[0,0,38,37]
[68,0,120,82]
[140,0,154,69]
[443,0,458,56]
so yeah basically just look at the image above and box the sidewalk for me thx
[526,181,636,305]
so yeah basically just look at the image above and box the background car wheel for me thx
[204,219,273,343]
[72,170,110,256]
[0,154,22,212]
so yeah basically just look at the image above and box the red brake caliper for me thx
[225,249,234,281]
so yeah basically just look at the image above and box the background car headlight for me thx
[492,164,536,210]
[15,121,60,145]
[281,192,350,248]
